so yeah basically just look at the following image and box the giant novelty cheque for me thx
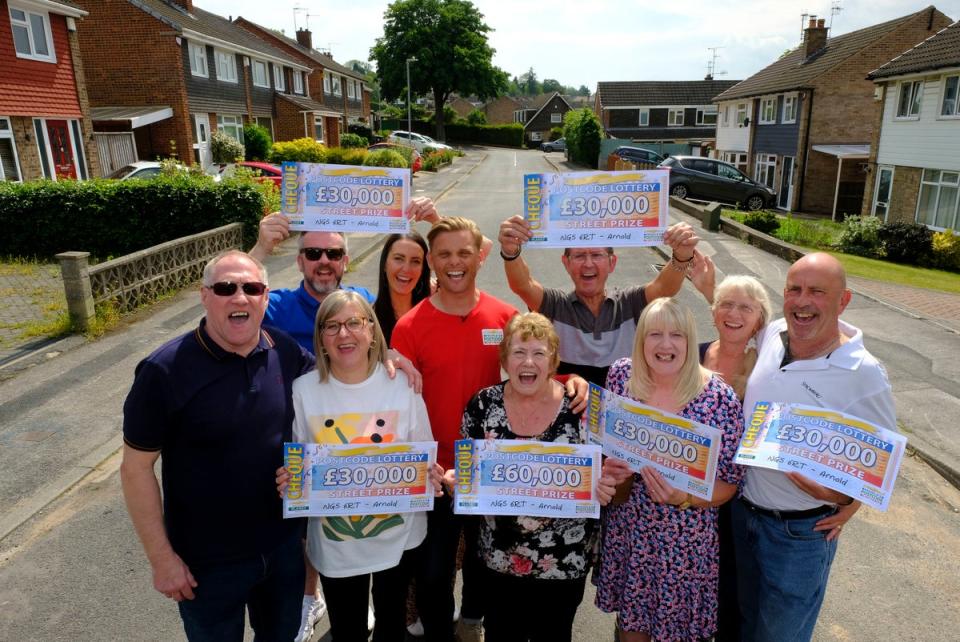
[585,383,723,501]
[735,402,906,510]
[522,170,670,248]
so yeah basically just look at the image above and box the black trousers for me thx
[481,566,586,642]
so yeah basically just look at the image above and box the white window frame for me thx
[323,73,331,93]
[916,168,960,231]
[896,80,923,119]
[668,108,684,126]
[347,79,356,99]
[216,114,245,144]
[722,151,748,173]
[720,105,729,127]
[550,112,562,124]
[696,106,718,125]
[188,42,207,78]
[214,49,237,84]
[8,4,56,63]
[332,75,342,97]
[736,103,748,127]
[782,93,798,124]
[939,75,960,118]
[871,165,895,221]
[273,65,286,91]
[638,108,649,126]
[293,71,304,94]
[754,153,777,189]
[0,117,23,182]
[759,97,777,124]
[252,60,269,88]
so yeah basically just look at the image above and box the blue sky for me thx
[204,0,960,89]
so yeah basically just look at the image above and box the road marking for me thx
[514,152,517,167]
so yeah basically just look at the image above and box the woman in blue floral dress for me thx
[594,298,744,642]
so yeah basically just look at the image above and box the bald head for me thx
[782,252,852,360]
[788,252,846,289]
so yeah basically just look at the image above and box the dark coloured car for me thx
[611,146,665,165]
[659,156,775,211]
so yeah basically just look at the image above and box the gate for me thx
[93,132,137,176]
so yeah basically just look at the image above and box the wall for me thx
[182,45,245,115]
[752,95,801,156]
[714,100,751,152]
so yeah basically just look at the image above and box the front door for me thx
[778,156,795,210]
[193,113,212,169]
[46,120,77,180]
[872,166,895,221]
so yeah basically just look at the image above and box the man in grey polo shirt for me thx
[497,215,699,385]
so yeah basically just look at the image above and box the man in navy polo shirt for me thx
[121,250,314,641]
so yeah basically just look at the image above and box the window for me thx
[941,75,959,117]
[252,60,268,88]
[754,153,777,189]
[917,169,960,230]
[214,49,237,83]
[696,106,718,125]
[550,112,562,123]
[872,166,895,220]
[293,71,304,94]
[313,116,324,142]
[736,103,748,126]
[718,163,746,181]
[782,94,798,123]
[217,115,244,144]
[514,111,525,123]
[721,106,729,127]
[256,116,273,138]
[0,118,22,182]
[721,152,748,173]
[639,108,649,126]
[668,108,684,126]
[347,79,356,99]
[9,5,55,62]
[273,65,285,91]
[188,42,208,77]
[896,80,922,118]
[332,76,342,96]
[759,97,777,124]
[323,73,331,93]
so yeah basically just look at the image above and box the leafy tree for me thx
[542,78,562,93]
[466,108,487,125]
[563,108,602,169]
[577,85,591,96]
[518,67,540,95]
[371,0,507,139]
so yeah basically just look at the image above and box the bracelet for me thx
[500,246,522,261]
[672,253,694,263]
[669,256,693,273]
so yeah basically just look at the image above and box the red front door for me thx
[46,120,77,180]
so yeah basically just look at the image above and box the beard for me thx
[305,274,342,298]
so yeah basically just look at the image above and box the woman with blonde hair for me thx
[594,297,744,642]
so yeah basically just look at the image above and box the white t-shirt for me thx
[742,318,896,511]
[292,364,433,577]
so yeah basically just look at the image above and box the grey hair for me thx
[712,275,773,329]
[202,250,268,286]
[297,231,348,253]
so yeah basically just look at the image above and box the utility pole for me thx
[406,56,417,134]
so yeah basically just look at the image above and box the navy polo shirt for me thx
[266,281,375,353]
[123,320,315,568]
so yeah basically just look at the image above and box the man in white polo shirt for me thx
[733,252,896,642]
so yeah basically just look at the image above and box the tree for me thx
[542,78,562,94]
[518,67,540,95]
[371,0,507,139]
[466,108,487,125]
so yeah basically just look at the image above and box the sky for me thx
[203,0,960,89]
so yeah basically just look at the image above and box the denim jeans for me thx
[177,529,305,642]
[731,497,838,642]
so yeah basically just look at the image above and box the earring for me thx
[744,336,757,353]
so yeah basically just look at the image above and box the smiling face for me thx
[783,253,851,359]
[713,289,764,346]
[561,248,616,299]
[200,253,268,356]
[642,322,688,382]
[297,231,348,301]
[428,229,481,295]
[504,336,554,397]
[320,301,373,380]
[385,238,425,298]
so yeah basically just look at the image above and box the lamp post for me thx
[406,56,417,134]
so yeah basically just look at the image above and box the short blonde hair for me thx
[628,297,709,407]
[313,290,387,382]
[499,312,559,373]
[427,216,483,251]
[712,275,772,329]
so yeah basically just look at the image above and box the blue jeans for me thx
[177,530,305,642]
[731,497,838,642]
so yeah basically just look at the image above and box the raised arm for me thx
[249,212,291,262]
[498,215,545,311]
[643,222,699,301]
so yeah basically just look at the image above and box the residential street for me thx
[1,147,959,641]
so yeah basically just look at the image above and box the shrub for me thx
[743,210,780,235]
[242,124,272,161]
[563,108,602,168]
[364,149,407,169]
[775,216,842,249]
[929,231,960,272]
[340,133,368,149]
[549,126,563,141]
[210,129,245,164]
[466,109,487,126]
[269,138,326,163]
[836,215,882,257]
[878,221,933,265]
[324,147,368,166]
[347,123,374,142]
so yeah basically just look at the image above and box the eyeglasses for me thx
[321,316,370,336]
[301,247,345,261]
[716,301,758,315]
[206,281,267,297]
[566,251,612,264]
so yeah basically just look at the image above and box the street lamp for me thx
[406,56,417,134]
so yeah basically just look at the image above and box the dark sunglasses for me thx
[300,247,345,261]
[206,281,267,297]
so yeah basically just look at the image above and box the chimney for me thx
[296,28,312,50]
[803,16,828,58]
[168,0,193,12]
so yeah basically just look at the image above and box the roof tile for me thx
[597,80,740,106]
[868,19,960,79]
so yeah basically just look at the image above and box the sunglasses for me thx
[300,247,345,261]
[206,281,267,297]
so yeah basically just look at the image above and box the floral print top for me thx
[461,383,599,580]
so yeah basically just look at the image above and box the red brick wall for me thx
[483,96,519,125]
[66,27,100,177]
[274,98,308,142]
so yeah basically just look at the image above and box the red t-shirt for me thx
[392,292,518,469]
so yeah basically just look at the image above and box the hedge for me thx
[380,119,524,147]
[0,175,264,259]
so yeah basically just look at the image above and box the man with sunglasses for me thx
[122,251,315,641]
[497,215,700,385]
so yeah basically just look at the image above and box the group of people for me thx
[121,197,895,642]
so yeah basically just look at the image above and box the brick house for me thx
[863,19,960,232]
[72,0,311,172]
[595,79,738,156]
[482,95,522,125]
[1,0,99,181]
[233,20,373,148]
[714,7,951,216]
[511,92,572,145]
[447,95,477,119]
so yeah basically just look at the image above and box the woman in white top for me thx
[278,290,442,641]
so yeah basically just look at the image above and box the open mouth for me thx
[517,372,538,385]
[792,310,817,325]
[445,270,465,282]
[335,340,358,355]
[723,321,744,330]
[228,311,249,325]
[654,352,676,362]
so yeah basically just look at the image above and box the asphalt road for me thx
[1,147,958,641]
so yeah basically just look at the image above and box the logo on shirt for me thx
[801,382,823,400]
[482,328,504,345]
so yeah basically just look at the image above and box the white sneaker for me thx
[367,605,376,632]
[406,617,425,637]
[295,595,326,642]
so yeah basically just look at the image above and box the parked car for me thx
[540,138,566,152]
[107,161,163,180]
[210,161,283,186]
[610,146,664,166]
[387,130,452,153]
[368,142,422,173]
[659,156,775,211]
[420,134,453,152]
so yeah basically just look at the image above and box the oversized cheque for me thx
[522,170,669,248]
[281,162,410,233]
[453,439,602,519]
[735,401,906,510]
[585,383,722,501]
[283,441,437,518]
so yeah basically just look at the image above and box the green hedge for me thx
[443,123,523,147]
[0,175,264,260]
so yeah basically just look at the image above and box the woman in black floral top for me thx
[458,312,617,642]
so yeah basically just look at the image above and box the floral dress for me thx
[460,383,599,580]
[593,358,744,641]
